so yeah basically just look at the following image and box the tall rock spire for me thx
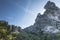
[24,1,60,33]
[44,1,58,10]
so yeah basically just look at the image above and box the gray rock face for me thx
[24,1,60,33]
[44,1,58,10]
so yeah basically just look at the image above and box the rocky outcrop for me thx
[24,1,60,33]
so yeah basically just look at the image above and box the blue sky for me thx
[0,0,60,29]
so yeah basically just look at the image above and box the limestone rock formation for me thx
[24,1,60,33]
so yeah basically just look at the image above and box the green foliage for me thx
[0,20,60,40]
[16,31,40,40]
[0,20,15,40]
